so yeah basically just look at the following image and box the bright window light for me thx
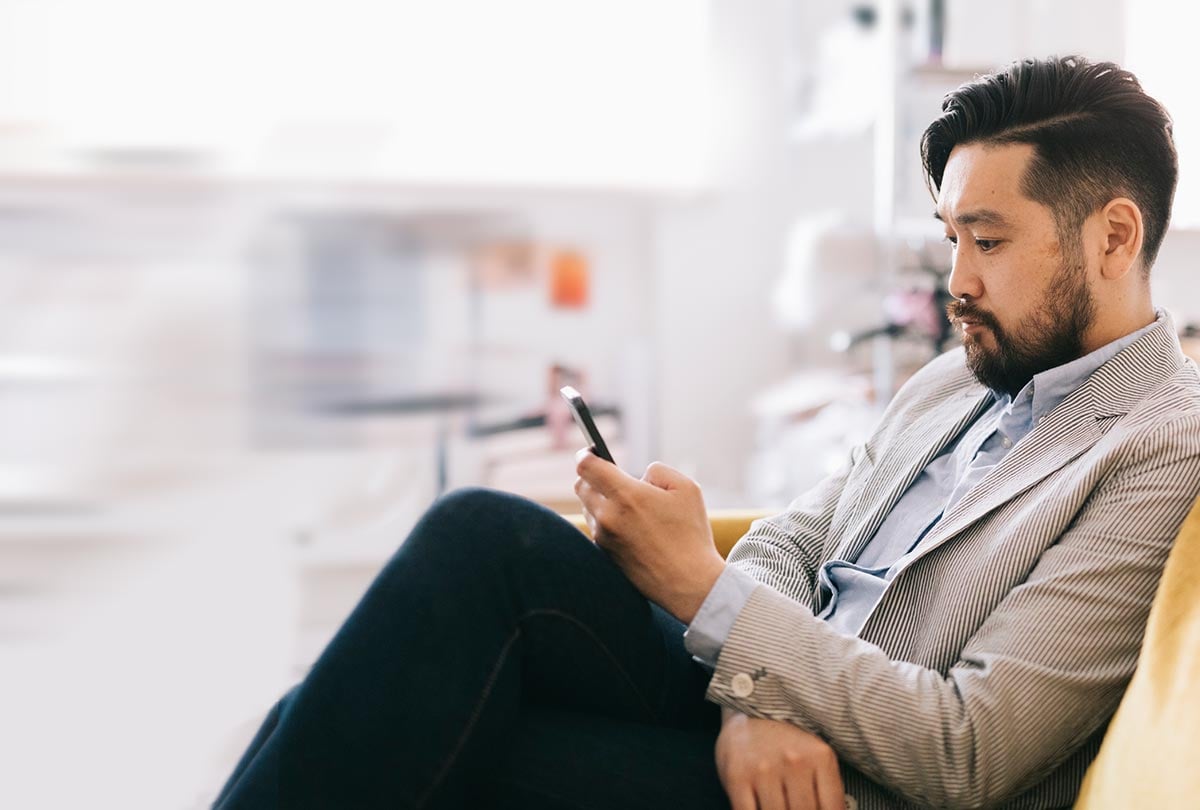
[0,0,712,189]
[1126,1,1200,227]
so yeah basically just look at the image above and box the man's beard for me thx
[946,257,1096,397]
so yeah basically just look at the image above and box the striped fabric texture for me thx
[709,314,1200,809]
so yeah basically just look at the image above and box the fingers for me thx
[755,779,788,810]
[725,785,756,810]
[573,476,604,515]
[574,476,615,546]
[813,755,846,810]
[572,479,597,535]
[715,715,842,810]
[575,447,627,497]
[578,452,696,509]
[726,774,828,810]
[787,772,825,810]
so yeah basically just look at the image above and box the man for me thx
[215,57,1200,809]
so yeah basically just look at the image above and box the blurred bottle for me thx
[548,249,590,309]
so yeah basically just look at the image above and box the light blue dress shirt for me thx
[684,315,1161,666]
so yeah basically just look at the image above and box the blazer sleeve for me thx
[722,442,857,612]
[704,417,1200,808]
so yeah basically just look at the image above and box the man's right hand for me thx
[715,709,846,810]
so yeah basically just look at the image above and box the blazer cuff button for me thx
[731,672,755,697]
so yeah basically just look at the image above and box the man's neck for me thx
[1081,301,1157,355]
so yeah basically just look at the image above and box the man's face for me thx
[936,142,1096,396]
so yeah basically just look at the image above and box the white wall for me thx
[1151,229,1200,327]
[650,0,870,502]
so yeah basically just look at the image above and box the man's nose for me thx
[947,251,983,301]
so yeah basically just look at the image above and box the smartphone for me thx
[559,386,615,464]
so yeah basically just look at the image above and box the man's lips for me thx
[946,302,994,336]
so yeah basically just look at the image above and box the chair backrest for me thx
[565,510,768,559]
[709,511,772,557]
[1073,495,1200,808]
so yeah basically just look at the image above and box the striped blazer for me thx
[708,312,1200,808]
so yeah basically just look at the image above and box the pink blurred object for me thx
[884,288,942,338]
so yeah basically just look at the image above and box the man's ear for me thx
[1098,197,1144,280]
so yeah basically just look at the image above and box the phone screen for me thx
[559,386,615,464]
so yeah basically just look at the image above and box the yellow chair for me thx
[1073,495,1200,808]
[569,497,1200,808]
[564,509,770,559]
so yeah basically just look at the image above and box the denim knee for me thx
[432,486,516,516]
[409,486,562,567]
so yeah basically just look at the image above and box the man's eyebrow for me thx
[932,208,1013,227]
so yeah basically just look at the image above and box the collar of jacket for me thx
[838,310,1187,570]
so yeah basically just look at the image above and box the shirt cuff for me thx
[683,565,760,667]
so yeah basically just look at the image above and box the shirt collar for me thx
[1001,309,1164,425]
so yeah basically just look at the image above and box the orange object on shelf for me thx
[548,249,590,309]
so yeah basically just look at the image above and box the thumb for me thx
[641,461,692,491]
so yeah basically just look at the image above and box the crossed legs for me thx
[214,487,728,809]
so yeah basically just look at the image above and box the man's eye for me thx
[975,239,1000,252]
[943,235,958,248]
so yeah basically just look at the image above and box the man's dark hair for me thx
[921,56,1178,270]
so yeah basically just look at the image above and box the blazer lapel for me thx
[899,312,1187,568]
[831,387,994,563]
[906,399,1106,562]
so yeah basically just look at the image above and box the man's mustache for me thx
[946,300,1002,332]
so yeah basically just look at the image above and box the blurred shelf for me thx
[0,168,711,207]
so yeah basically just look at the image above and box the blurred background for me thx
[2,1,1199,807]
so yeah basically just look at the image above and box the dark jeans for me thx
[214,487,728,809]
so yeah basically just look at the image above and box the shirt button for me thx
[731,673,755,698]
[1001,437,1012,448]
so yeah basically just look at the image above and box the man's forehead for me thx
[935,142,1036,225]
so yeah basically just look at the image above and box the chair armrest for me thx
[562,509,772,558]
